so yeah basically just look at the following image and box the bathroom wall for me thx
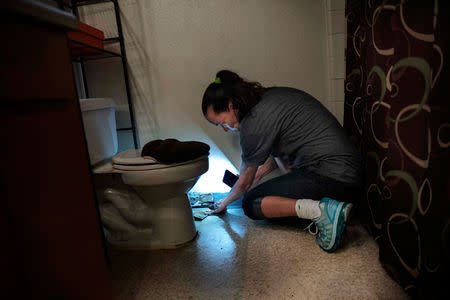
[324,0,346,124]
[78,0,333,191]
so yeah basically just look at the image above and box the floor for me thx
[108,208,408,300]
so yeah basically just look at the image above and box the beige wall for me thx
[79,0,331,191]
[324,0,346,124]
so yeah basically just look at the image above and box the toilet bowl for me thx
[80,98,209,249]
[94,150,208,249]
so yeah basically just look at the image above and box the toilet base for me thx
[98,180,200,250]
[93,156,209,251]
[106,230,199,250]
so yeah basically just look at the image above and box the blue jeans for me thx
[241,168,364,220]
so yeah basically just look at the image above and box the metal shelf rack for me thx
[61,0,139,149]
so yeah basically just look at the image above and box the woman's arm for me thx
[252,156,278,185]
[208,162,258,214]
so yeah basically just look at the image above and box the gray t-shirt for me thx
[240,87,363,184]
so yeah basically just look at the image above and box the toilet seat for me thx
[112,149,158,165]
[112,149,208,171]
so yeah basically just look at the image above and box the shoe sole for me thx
[344,203,354,223]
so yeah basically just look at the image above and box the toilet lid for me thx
[112,149,158,165]
[111,149,207,171]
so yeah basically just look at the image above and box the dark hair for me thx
[202,70,270,121]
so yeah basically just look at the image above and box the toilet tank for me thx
[80,98,118,165]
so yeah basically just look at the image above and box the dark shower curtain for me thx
[344,0,449,298]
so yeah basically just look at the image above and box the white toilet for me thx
[80,98,209,249]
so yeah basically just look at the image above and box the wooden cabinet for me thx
[0,2,112,299]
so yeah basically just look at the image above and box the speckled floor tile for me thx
[108,208,407,300]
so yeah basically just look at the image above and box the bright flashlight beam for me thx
[190,153,238,193]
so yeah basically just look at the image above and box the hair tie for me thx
[214,77,221,84]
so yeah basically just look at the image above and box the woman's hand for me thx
[206,200,228,215]
[205,165,257,216]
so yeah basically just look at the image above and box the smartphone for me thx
[222,170,239,187]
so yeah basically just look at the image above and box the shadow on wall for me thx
[119,0,244,170]
[77,0,161,142]
[119,0,161,141]
[79,0,244,177]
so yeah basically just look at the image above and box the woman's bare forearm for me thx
[221,164,258,206]
[255,156,278,181]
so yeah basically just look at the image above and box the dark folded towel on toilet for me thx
[141,138,210,164]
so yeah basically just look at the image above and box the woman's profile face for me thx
[205,102,240,132]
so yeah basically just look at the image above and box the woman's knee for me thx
[241,194,265,220]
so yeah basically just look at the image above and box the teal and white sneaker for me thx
[305,197,353,253]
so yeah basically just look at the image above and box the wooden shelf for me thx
[69,38,121,61]
[72,0,114,7]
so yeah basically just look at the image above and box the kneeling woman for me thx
[202,70,364,253]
